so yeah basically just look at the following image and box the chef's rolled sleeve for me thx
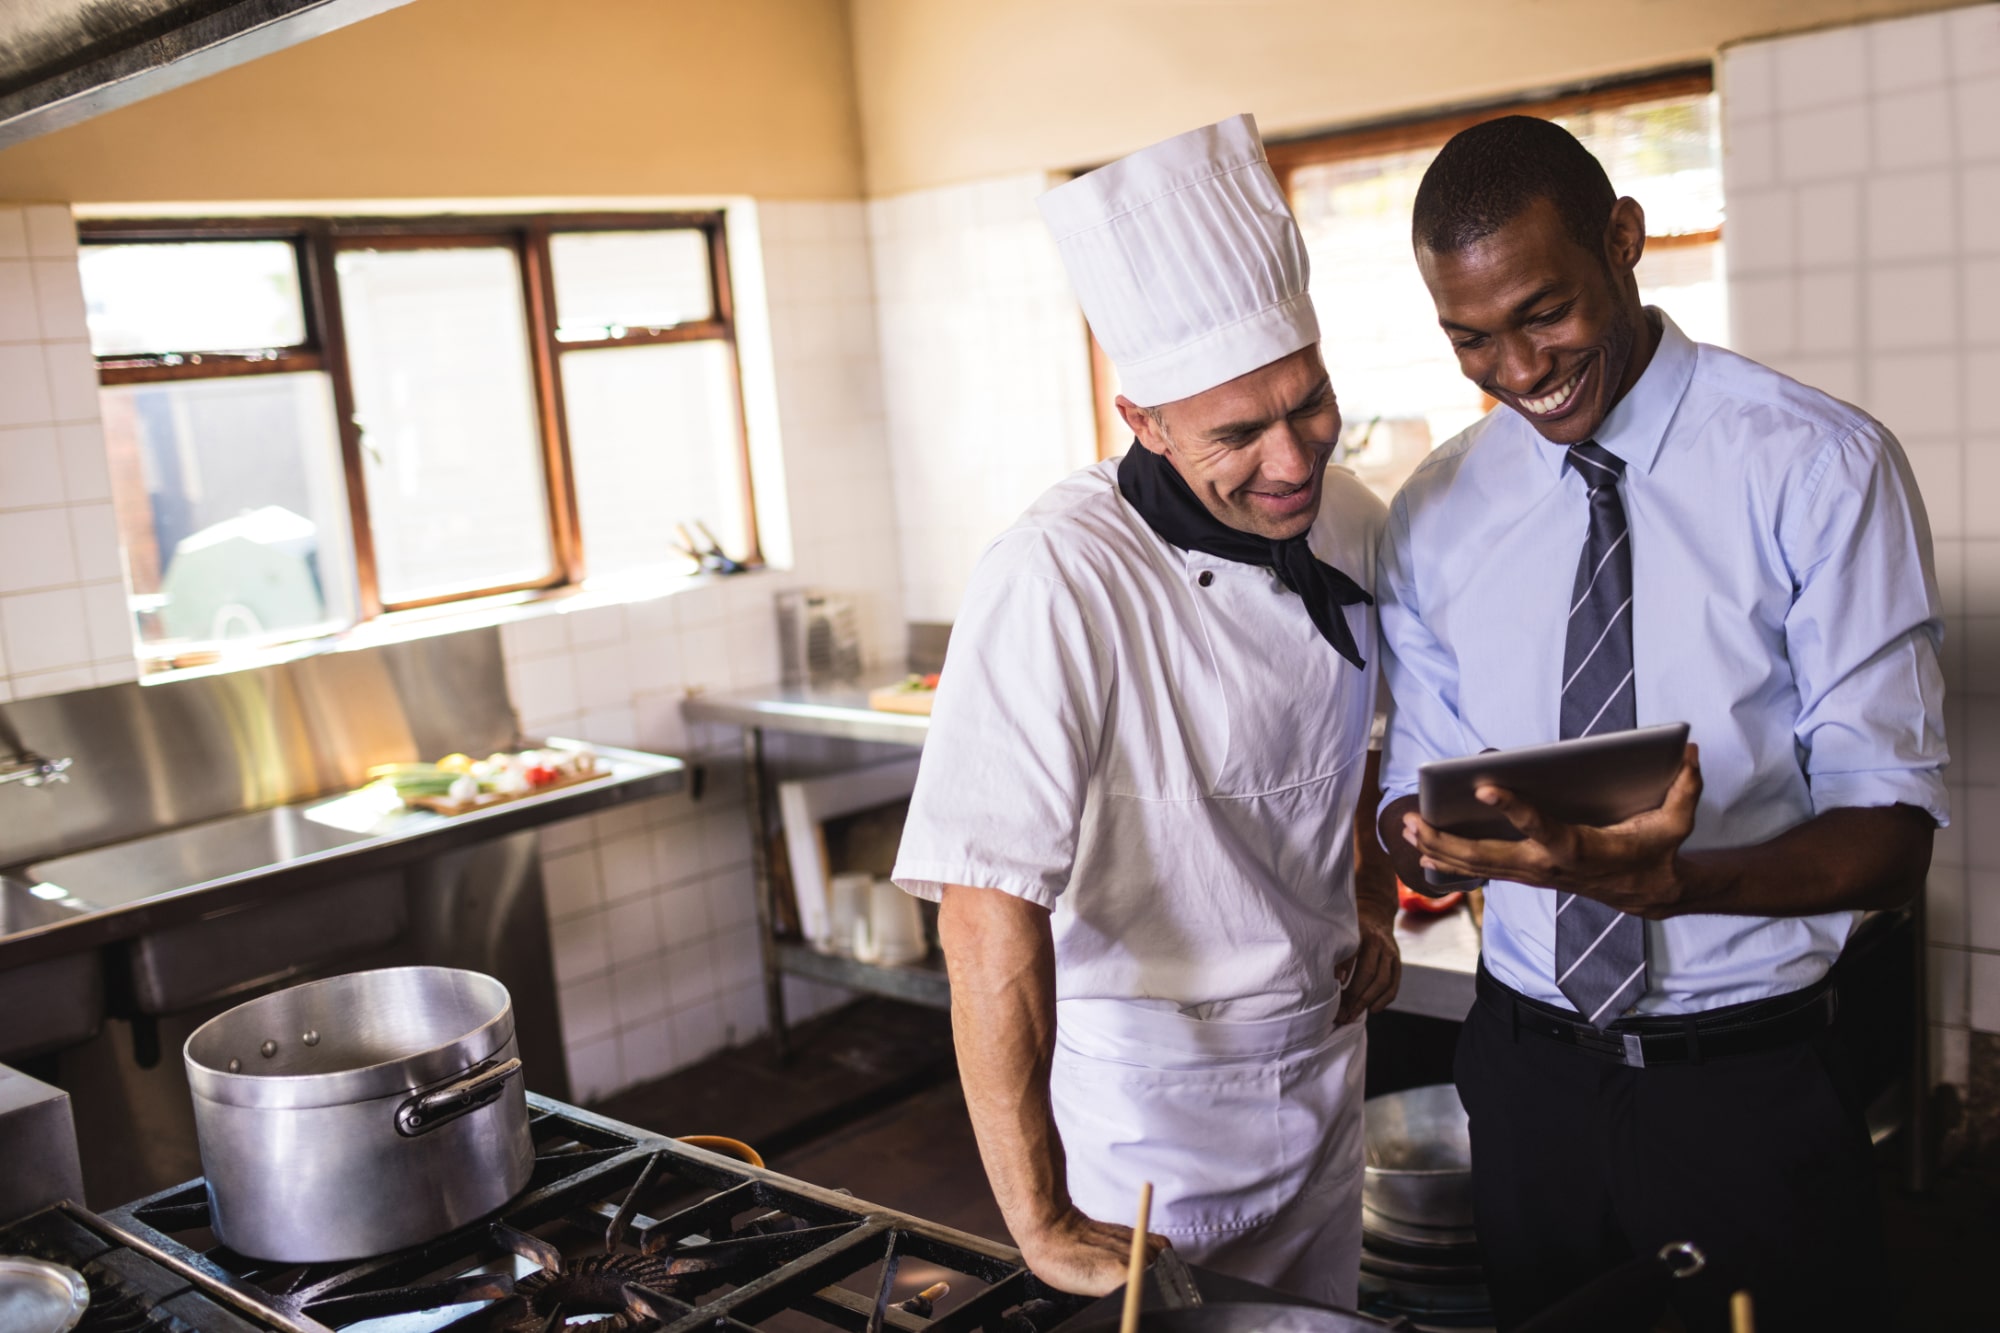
[1783,426,1951,827]
[892,544,1113,909]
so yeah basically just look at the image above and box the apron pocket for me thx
[1051,1045,1288,1236]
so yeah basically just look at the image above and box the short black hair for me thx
[1411,115,1616,258]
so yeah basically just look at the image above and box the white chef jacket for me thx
[1376,311,1949,1014]
[894,456,1388,1021]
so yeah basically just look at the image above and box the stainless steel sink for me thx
[0,875,103,1060]
[25,805,374,908]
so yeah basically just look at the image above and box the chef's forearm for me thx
[937,883,1070,1241]
[1668,803,1934,917]
[1354,751,1400,925]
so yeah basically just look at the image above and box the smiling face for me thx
[1416,194,1656,447]
[1118,345,1340,541]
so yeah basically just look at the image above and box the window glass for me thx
[336,245,554,605]
[562,341,746,579]
[79,241,307,357]
[550,230,714,341]
[1287,91,1723,498]
[99,372,356,648]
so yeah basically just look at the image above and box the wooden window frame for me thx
[1088,65,1719,458]
[80,212,756,636]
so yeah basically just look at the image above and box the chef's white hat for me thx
[1038,113,1316,408]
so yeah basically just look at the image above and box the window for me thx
[78,214,752,666]
[1089,71,1725,501]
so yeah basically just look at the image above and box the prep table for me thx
[684,675,1480,1060]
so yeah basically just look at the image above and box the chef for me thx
[1374,116,1947,1329]
[892,114,1399,1305]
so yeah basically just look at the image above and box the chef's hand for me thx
[1402,744,1703,918]
[1018,1205,1169,1295]
[1336,907,1401,1024]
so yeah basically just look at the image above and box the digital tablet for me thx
[1414,723,1690,888]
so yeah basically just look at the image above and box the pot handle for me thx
[1512,1241,1706,1333]
[395,1057,523,1137]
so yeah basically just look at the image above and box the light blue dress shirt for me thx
[1377,311,1949,1014]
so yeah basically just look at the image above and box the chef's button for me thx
[1197,571,1214,588]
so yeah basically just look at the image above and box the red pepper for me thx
[920,672,941,689]
[525,763,560,787]
[1398,880,1464,915]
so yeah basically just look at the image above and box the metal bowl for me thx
[1362,1084,1474,1229]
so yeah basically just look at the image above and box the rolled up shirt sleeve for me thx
[892,538,1113,908]
[1374,486,1472,818]
[1781,423,1950,825]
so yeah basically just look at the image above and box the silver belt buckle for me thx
[1622,1033,1646,1068]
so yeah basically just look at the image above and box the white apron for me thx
[1050,995,1367,1307]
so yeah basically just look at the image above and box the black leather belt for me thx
[1476,964,1837,1068]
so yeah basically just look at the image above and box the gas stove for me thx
[0,1094,1095,1333]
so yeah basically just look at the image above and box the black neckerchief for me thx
[1117,442,1372,670]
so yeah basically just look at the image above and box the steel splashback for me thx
[0,628,519,872]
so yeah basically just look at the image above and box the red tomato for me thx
[1398,880,1464,915]
[525,763,560,787]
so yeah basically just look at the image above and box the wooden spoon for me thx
[1120,1182,1154,1333]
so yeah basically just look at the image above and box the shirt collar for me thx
[1530,307,1697,479]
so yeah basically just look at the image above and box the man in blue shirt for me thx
[1374,116,1947,1331]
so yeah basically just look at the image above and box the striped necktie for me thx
[1554,441,1648,1027]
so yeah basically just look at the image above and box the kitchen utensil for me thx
[1361,1085,1473,1229]
[184,966,534,1263]
[862,877,927,967]
[776,590,862,686]
[1731,1289,1755,1333]
[1120,1182,1153,1333]
[1513,1241,1706,1333]
[1153,1247,1203,1309]
[828,873,873,956]
[0,1256,87,1333]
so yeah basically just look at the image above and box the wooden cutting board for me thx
[410,768,606,816]
[867,686,936,715]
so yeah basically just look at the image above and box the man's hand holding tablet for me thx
[1404,724,1704,917]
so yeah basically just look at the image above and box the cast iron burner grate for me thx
[90,1094,1085,1333]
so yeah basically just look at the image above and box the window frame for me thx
[79,210,756,644]
[1086,66,1720,458]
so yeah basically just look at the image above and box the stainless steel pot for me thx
[1361,1084,1473,1229]
[184,966,533,1263]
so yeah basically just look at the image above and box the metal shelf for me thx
[774,941,951,1010]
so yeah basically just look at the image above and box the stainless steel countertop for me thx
[682,676,932,746]
[682,679,1479,1021]
[0,740,684,970]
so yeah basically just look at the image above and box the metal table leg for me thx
[740,724,790,1064]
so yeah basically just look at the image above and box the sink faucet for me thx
[0,749,71,788]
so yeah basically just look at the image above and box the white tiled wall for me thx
[0,204,135,702]
[867,175,1101,622]
[1722,4,2000,1097]
[503,199,899,1102]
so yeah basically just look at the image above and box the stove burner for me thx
[508,1252,709,1330]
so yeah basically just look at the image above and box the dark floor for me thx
[590,999,2000,1329]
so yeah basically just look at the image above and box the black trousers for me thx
[1453,987,1886,1333]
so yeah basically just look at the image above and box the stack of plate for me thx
[1356,1085,1492,1330]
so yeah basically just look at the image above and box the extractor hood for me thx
[0,0,414,149]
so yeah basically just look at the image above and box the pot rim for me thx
[184,966,515,1110]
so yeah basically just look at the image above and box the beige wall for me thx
[0,0,865,203]
[849,0,1968,195]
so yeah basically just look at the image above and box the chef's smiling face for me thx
[1417,194,1653,447]
[1119,345,1340,541]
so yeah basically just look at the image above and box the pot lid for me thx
[184,966,517,1109]
[0,1258,89,1333]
